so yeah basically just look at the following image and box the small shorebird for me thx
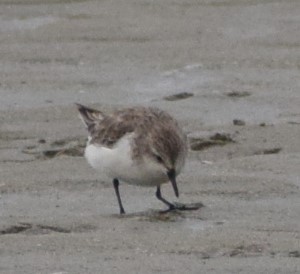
[76,103,189,214]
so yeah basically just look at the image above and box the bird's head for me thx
[148,128,187,198]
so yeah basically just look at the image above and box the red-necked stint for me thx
[76,103,189,214]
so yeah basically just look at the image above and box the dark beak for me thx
[167,169,179,198]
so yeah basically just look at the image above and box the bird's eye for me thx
[155,155,163,163]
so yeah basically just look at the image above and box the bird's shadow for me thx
[111,202,204,222]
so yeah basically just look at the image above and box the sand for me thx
[0,0,300,273]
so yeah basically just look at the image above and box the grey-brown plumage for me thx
[76,103,189,214]
[76,104,187,164]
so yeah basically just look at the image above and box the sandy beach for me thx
[1,0,300,273]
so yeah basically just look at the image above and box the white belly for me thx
[84,135,169,187]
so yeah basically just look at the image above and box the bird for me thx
[76,103,188,214]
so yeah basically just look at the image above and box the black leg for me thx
[113,178,125,214]
[155,186,175,211]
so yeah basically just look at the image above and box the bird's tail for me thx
[75,103,105,129]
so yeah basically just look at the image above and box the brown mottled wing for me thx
[89,118,134,147]
[89,108,144,147]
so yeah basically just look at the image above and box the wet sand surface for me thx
[1,0,300,273]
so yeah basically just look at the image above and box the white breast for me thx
[84,134,169,187]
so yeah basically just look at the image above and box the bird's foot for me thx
[173,202,204,211]
[160,202,204,213]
